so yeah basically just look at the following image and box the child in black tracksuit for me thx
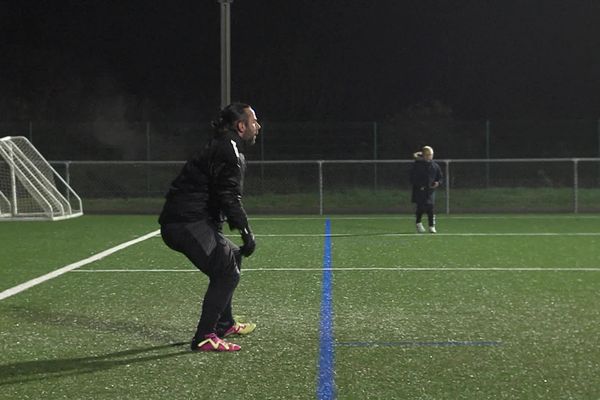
[409,146,443,233]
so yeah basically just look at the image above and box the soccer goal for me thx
[0,136,83,220]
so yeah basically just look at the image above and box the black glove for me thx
[239,227,256,257]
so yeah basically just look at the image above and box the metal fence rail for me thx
[50,158,600,215]
[5,118,600,161]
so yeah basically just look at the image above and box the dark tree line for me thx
[2,1,600,124]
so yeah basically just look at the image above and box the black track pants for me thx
[415,203,435,226]
[160,221,240,339]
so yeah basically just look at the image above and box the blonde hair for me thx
[413,146,434,159]
[422,146,434,155]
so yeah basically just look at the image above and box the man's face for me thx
[423,151,434,161]
[237,107,261,145]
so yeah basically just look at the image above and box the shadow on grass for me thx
[0,342,189,386]
[3,305,184,343]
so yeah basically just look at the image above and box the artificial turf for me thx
[1,215,599,399]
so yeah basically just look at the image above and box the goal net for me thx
[0,136,83,220]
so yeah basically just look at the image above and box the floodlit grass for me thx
[0,215,159,290]
[1,215,599,399]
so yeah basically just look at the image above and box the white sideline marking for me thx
[0,229,160,301]
[252,215,600,221]
[255,232,600,237]
[248,267,600,272]
[73,269,196,272]
[70,267,600,273]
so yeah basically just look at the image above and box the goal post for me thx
[0,136,83,220]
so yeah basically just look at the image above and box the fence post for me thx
[485,119,490,188]
[145,122,151,161]
[373,121,378,191]
[260,125,265,193]
[145,122,151,196]
[8,142,17,215]
[573,159,579,214]
[65,161,71,186]
[597,118,600,186]
[318,160,324,216]
[445,160,450,215]
[65,161,71,202]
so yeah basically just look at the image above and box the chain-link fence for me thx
[2,118,600,161]
[50,158,600,215]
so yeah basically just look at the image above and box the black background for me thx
[2,0,600,122]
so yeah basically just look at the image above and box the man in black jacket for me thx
[159,103,260,351]
[409,146,443,233]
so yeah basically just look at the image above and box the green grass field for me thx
[1,215,600,399]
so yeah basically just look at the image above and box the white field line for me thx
[254,232,600,237]
[4,228,599,300]
[70,266,600,273]
[0,229,160,301]
[251,215,600,221]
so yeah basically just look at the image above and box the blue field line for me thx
[337,340,502,348]
[317,219,336,400]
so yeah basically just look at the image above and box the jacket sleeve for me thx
[212,140,249,231]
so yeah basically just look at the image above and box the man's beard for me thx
[245,135,257,146]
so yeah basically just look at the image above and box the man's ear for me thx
[236,120,246,133]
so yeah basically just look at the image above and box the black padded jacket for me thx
[158,130,249,231]
[409,159,443,205]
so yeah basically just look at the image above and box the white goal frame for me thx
[0,136,83,221]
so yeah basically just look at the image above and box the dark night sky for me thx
[2,0,600,122]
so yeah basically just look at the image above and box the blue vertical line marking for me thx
[317,219,336,400]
